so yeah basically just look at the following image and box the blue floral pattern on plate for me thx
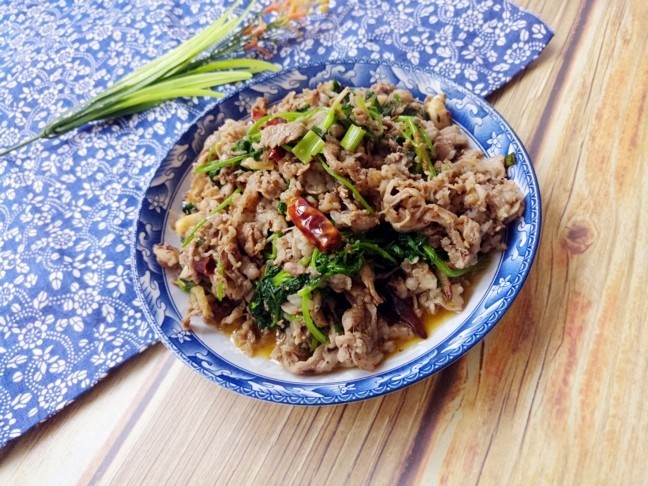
[133,60,541,404]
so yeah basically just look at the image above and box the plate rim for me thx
[131,58,542,405]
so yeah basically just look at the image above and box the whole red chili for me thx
[287,196,342,252]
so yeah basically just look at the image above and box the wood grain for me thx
[2,0,648,483]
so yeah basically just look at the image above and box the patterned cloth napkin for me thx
[0,0,552,447]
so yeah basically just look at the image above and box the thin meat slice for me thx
[259,121,307,148]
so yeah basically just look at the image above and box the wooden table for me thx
[2,0,647,483]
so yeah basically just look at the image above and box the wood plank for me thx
[92,368,443,484]
[415,0,648,483]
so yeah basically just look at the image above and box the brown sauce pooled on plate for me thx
[252,334,279,359]
[391,265,487,355]
[211,265,489,362]
[392,307,456,354]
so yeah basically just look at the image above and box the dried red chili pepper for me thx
[251,106,266,121]
[267,117,286,126]
[287,196,341,252]
[267,146,286,161]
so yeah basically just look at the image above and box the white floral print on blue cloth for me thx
[0,0,552,447]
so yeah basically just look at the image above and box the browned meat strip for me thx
[259,121,307,148]
[153,243,180,270]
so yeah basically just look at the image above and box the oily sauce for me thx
[215,265,487,360]
[391,266,487,354]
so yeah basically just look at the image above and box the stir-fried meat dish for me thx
[154,81,524,374]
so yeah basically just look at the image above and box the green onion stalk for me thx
[397,115,436,178]
[0,0,329,157]
[318,156,373,213]
[293,130,326,163]
[340,124,366,152]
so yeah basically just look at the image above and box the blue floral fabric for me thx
[0,0,552,447]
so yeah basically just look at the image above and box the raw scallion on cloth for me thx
[0,0,328,156]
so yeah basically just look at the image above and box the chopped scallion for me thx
[267,232,282,260]
[320,109,337,133]
[311,126,325,137]
[505,153,517,168]
[319,87,349,132]
[247,109,321,141]
[216,281,225,301]
[196,152,249,173]
[293,130,325,164]
[176,278,196,293]
[422,246,477,277]
[356,91,368,113]
[397,116,436,177]
[298,288,328,344]
[340,124,366,152]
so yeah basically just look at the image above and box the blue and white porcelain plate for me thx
[132,60,541,405]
